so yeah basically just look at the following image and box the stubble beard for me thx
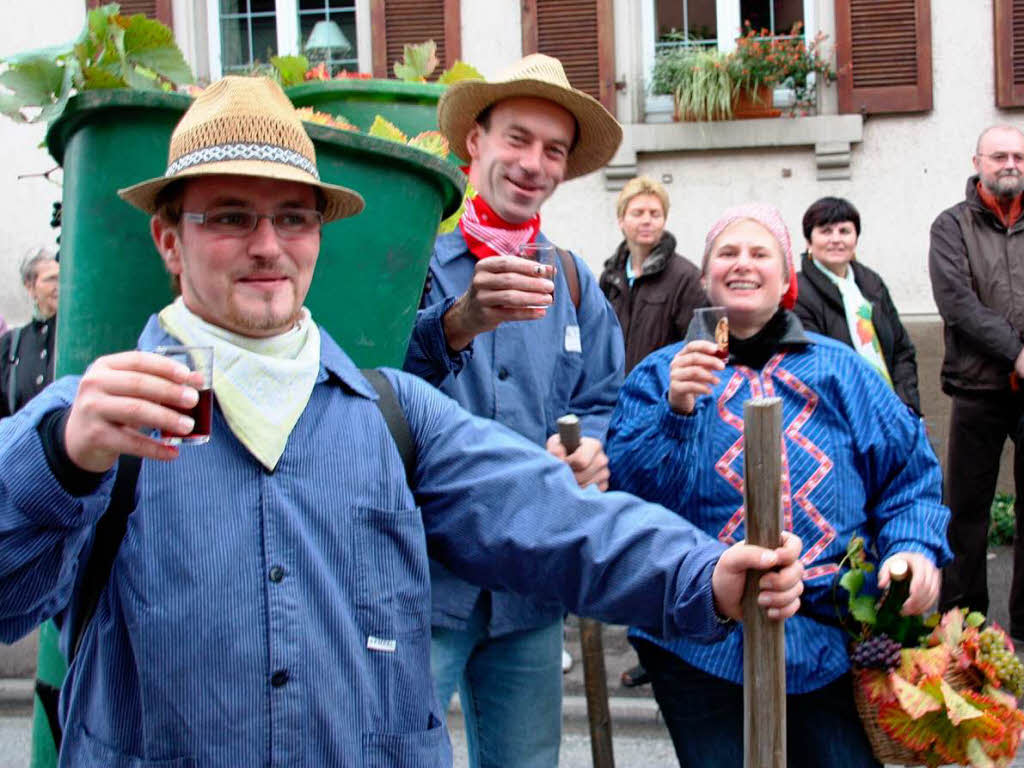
[985,171,1024,200]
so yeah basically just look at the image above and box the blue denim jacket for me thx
[405,230,626,636]
[0,316,723,767]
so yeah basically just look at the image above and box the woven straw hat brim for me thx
[439,78,623,181]
[118,160,365,223]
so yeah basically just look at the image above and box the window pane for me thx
[655,0,717,43]
[251,15,278,64]
[773,0,803,36]
[220,16,251,70]
[220,0,249,14]
[299,0,358,72]
[740,0,803,36]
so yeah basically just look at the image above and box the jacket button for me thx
[497,367,509,381]
[268,566,285,583]
[271,670,289,687]
[35,374,44,385]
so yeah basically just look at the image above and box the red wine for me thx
[713,346,729,360]
[161,388,212,444]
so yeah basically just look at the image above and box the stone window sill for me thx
[604,114,865,189]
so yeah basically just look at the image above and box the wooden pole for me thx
[742,397,786,768]
[557,415,615,768]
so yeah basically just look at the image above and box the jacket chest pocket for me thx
[352,506,431,638]
[546,349,584,424]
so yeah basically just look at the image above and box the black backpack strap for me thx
[555,248,581,311]
[71,454,143,659]
[6,326,23,415]
[361,369,416,481]
[36,453,142,753]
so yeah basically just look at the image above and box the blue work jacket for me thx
[0,317,725,767]
[405,229,625,635]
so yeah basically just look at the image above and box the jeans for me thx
[633,637,880,768]
[431,592,562,768]
[939,391,1024,634]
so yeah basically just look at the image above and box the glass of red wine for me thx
[693,306,729,360]
[154,345,213,446]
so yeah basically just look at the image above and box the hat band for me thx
[165,142,320,181]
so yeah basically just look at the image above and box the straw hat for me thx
[438,54,622,180]
[118,76,364,222]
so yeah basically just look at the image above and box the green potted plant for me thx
[650,41,738,121]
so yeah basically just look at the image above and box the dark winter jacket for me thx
[599,231,706,374]
[0,315,56,417]
[794,255,921,415]
[929,176,1024,395]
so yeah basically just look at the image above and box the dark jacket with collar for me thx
[599,231,706,374]
[929,176,1024,395]
[0,314,56,418]
[794,255,921,415]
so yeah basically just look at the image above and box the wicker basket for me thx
[853,663,980,765]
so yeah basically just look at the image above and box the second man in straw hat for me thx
[404,53,627,767]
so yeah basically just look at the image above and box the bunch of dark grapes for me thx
[978,627,1024,697]
[852,633,902,671]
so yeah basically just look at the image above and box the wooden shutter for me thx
[86,0,172,27]
[995,0,1024,107]
[834,0,932,114]
[370,0,462,79]
[521,0,616,117]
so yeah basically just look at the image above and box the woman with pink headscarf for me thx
[606,204,950,767]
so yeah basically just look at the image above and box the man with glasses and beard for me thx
[931,124,1024,638]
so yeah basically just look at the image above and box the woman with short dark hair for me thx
[794,196,921,415]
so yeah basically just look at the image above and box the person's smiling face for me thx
[466,96,576,224]
[153,175,321,338]
[807,220,858,277]
[704,219,787,339]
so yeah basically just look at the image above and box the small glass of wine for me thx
[693,307,729,360]
[154,345,214,445]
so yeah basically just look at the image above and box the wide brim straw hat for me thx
[118,76,364,222]
[438,54,623,181]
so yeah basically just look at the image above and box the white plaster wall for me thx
[544,0,1009,318]
[0,0,84,327]
[460,0,522,77]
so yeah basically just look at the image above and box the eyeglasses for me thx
[978,152,1024,165]
[182,207,323,238]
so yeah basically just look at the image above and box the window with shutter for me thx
[369,0,461,79]
[521,0,616,117]
[994,0,1024,107]
[86,0,173,27]
[834,0,932,114]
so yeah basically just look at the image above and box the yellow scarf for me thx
[158,297,321,470]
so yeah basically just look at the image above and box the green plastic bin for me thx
[286,79,447,137]
[29,87,464,765]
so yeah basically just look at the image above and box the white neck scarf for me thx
[158,297,321,470]
[813,259,893,388]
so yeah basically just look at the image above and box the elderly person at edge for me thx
[0,78,806,767]
[794,196,921,415]
[0,248,59,417]
[606,203,950,767]
[600,175,706,375]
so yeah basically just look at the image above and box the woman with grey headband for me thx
[0,248,59,417]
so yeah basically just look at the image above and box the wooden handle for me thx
[557,413,581,453]
[742,397,786,768]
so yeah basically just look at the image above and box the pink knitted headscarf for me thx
[701,202,798,310]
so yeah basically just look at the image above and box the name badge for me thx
[367,635,397,653]
[564,325,582,353]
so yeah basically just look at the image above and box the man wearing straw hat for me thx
[0,76,804,767]
[404,54,627,766]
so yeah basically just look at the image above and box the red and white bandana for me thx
[458,193,540,260]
